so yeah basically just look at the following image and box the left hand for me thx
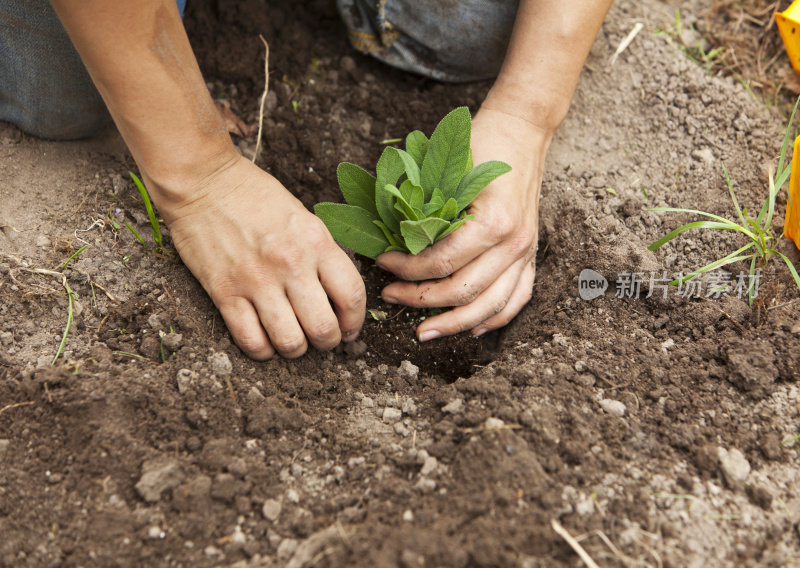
[376,107,552,341]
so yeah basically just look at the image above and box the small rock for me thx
[484,417,505,430]
[691,148,715,165]
[441,398,463,414]
[653,315,669,330]
[204,545,223,558]
[420,456,438,476]
[401,398,418,416]
[287,488,300,503]
[163,332,184,352]
[135,458,185,502]
[175,369,196,394]
[588,175,607,189]
[208,352,233,376]
[661,338,675,350]
[718,447,750,490]
[344,340,367,357]
[398,360,419,381]
[277,538,298,561]
[35,235,51,248]
[393,422,410,437]
[262,498,282,522]
[139,336,161,360]
[247,386,265,404]
[147,313,164,331]
[0,331,12,346]
[360,396,375,409]
[599,399,626,417]
[415,477,436,493]
[147,526,165,539]
[574,361,587,372]
[402,509,414,522]
[382,407,402,423]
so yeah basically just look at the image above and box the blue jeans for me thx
[1,0,510,140]
[0,0,186,140]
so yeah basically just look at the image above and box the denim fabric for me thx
[336,0,518,82]
[0,0,186,140]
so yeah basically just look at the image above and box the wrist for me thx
[481,79,569,135]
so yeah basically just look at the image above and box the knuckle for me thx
[506,232,534,257]
[235,335,273,360]
[491,296,509,315]
[341,284,367,312]
[487,212,516,241]
[454,282,480,306]
[272,335,307,356]
[307,318,340,344]
[431,257,455,279]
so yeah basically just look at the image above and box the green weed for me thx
[129,172,163,253]
[648,97,800,306]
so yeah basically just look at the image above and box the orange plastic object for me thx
[785,135,800,250]
[776,2,800,75]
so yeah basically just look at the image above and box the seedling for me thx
[315,107,511,257]
[649,98,800,305]
[129,171,163,253]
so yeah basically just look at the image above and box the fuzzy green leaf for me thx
[386,184,420,221]
[400,218,451,254]
[421,107,472,201]
[314,203,388,259]
[455,160,512,210]
[395,149,421,186]
[435,198,459,221]
[436,213,474,241]
[405,130,429,168]
[337,162,378,217]
[399,179,424,211]
[373,220,403,249]
[375,147,406,233]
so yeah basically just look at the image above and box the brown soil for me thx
[1,1,800,567]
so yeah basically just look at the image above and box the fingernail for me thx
[382,295,399,304]
[418,330,441,342]
[342,331,359,342]
[473,327,489,338]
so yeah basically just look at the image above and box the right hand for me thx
[159,154,366,359]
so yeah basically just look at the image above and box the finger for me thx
[218,296,275,360]
[415,259,525,341]
[376,218,496,281]
[253,293,308,358]
[471,262,535,336]
[286,279,342,351]
[381,245,521,308]
[319,253,367,342]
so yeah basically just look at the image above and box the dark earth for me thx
[1,0,799,566]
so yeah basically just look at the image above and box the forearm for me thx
[483,0,613,132]
[49,0,236,210]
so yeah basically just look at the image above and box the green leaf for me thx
[406,130,429,168]
[337,162,377,217]
[314,202,388,259]
[648,220,740,251]
[668,243,755,284]
[373,220,403,249]
[129,171,163,253]
[722,162,747,228]
[454,160,512,210]
[399,179,424,211]
[421,107,472,201]
[385,184,420,221]
[436,214,474,241]
[395,149,421,186]
[375,147,407,233]
[435,198,459,221]
[400,218,451,254]
[768,248,800,294]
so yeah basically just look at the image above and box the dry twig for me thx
[252,35,270,163]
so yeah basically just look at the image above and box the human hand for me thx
[159,154,366,359]
[375,107,551,341]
